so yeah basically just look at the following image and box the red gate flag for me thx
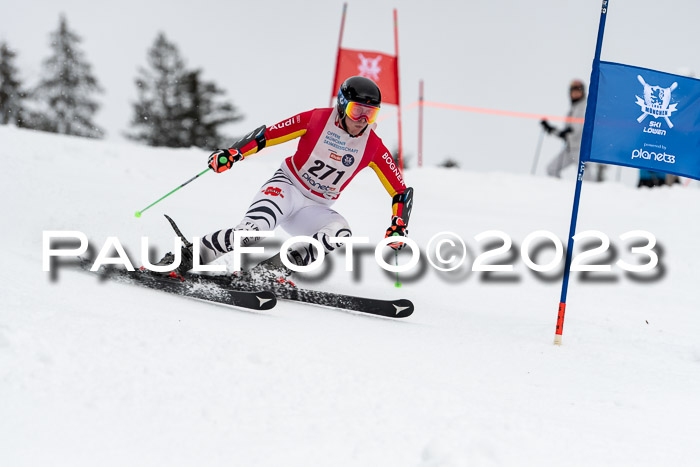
[333,48,398,105]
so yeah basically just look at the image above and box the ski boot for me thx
[237,251,303,289]
[147,214,195,280]
[151,244,194,280]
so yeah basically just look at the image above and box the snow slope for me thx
[2,126,700,467]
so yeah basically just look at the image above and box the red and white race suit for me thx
[239,107,407,208]
[198,108,408,266]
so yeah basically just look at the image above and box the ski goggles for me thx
[345,101,380,124]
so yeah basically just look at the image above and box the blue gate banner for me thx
[585,61,700,180]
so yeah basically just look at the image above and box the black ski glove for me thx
[540,119,556,135]
[557,126,573,140]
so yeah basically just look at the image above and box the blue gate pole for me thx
[554,0,610,345]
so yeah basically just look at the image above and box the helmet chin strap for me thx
[339,115,350,133]
[339,115,368,138]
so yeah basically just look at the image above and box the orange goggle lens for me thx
[345,101,380,123]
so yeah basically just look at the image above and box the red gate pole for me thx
[330,3,348,106]
[393,8,404,172]
[418,79,424,168]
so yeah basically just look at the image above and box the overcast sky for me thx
[3,0,699,181]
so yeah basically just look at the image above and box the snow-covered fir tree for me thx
[128,33,187,147]
[0,41,29,127]
[34,15,103,138]
[128,33,241,148]
[179,69,242,149]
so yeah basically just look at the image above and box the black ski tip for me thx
[163,214,193,248]
[253,291,277,310]
[163,213,174,223]
[392,299,414,318]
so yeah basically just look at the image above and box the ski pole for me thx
[135,168,211,218]
[394,249,402,288]
[531,128,545,175]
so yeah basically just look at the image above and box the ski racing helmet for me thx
[336,76,382,124]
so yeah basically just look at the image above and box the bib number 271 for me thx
[308,160,345,185]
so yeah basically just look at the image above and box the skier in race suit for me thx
[176,76,411,275]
